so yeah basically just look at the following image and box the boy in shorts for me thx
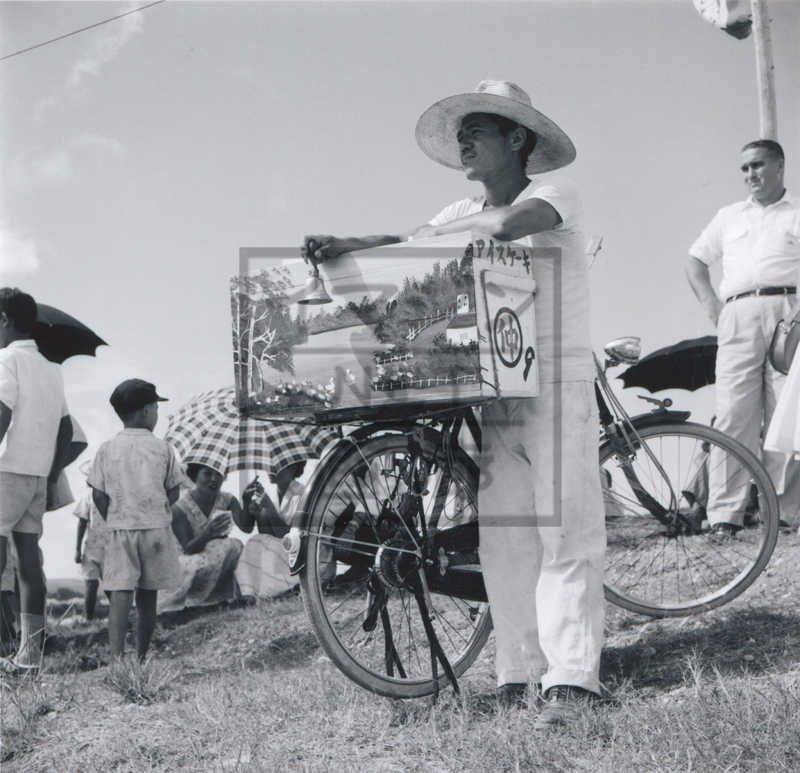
[88,379,183,660]
[0,288,72,676]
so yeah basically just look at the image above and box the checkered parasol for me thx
[164,386,340,480]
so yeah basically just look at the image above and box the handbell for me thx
[298,269,333,304]
[298,249,333,305]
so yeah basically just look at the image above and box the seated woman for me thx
[234,461,307,601]
[158,463,244,613]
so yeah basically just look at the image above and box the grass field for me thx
[2,532,799,772]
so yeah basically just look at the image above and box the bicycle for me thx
[282,336,779,699]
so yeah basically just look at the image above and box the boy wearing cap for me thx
[88,379,183,660]
[302,81,605,728]
[0,288,72,676]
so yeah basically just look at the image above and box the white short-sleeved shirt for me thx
[0,340,69,476]
[88,429,183,530]
[689,191,800,301]
[428,176,594,383]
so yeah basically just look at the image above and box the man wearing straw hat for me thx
[303,80,605,728]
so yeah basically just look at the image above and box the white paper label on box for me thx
[479,269,539,398]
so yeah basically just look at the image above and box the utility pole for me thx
[751,0,778,140]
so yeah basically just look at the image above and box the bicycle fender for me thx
[627,410,691,430]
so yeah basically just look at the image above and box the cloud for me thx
[17,149,72,188]
[72,133,125,164]
[67,5,145,89]
[33,3,145,116]
[9,134,125,192]
[0,221,41,278]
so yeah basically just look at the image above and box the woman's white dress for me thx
[765,352,800,455]
[158,491,244,613]
[233,479,303,599]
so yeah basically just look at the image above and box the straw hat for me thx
[415,80,576,175]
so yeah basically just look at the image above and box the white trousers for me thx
[711,296,800,525]
[478,381,606,695]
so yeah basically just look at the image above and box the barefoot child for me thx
[88,379,183,660]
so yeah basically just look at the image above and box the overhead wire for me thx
[0,0,165,62]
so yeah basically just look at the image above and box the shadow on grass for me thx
[157,598,243,628]
[244,631,320,671]
[157,598,319,672]
[601,607,800,691]
[32,594,321,679]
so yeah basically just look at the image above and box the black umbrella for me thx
[34,304,107,364]
[618,336,717,393]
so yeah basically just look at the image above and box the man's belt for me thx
[725,286,797,303]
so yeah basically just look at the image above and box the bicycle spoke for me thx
[602,423,777,616]
[299,430,491,697]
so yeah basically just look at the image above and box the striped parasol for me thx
[164,386,339,480]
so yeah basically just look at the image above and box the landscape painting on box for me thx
[231,241,488,420]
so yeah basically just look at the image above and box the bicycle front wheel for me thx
[600,422,779,617]
[299,428,492,699]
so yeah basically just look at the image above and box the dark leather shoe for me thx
[497,682,529,708]
[742,511,761,529]
[473,682,531,712]
[534,685,594,729]
[710,522,740,537]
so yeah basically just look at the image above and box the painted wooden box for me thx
[231,232,538,422]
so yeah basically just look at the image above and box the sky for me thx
[1,0,799,580]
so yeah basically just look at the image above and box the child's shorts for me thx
[103,526,181,591]
[81,549,104,582]
[0,472,46,538]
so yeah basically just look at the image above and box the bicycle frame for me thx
[287,335,779,696]
[594,346,694,531]
[287,336,696,578]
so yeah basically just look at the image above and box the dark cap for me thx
[110,379,168,414]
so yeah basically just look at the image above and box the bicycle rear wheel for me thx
[600,422,779,617]
[299,428,492,699]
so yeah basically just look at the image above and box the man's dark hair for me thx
[741,139,784,161]
[0,287,37,335]
[485,113,538,170]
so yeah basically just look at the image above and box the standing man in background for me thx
[0,288,72,676]
[686,140,800,533]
